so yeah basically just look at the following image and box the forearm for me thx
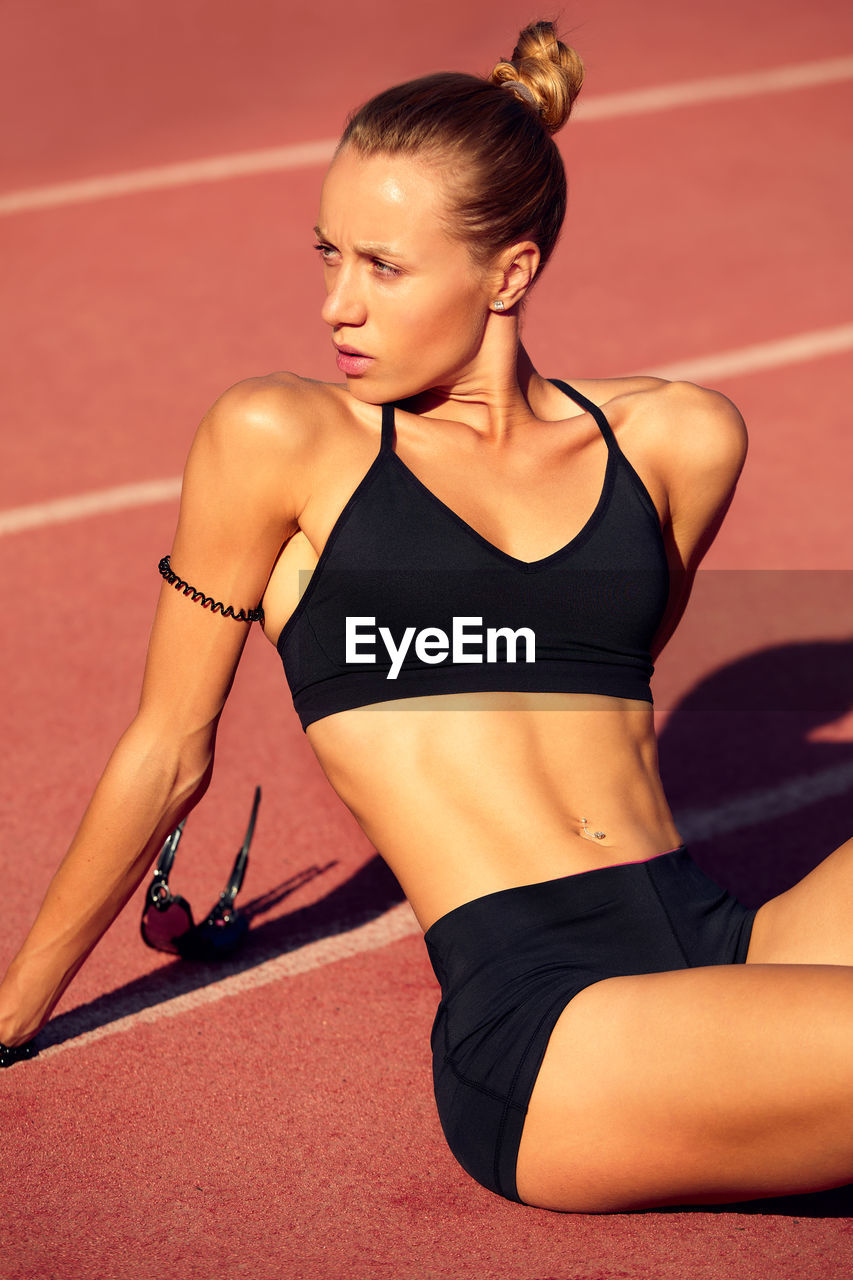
[0,719,213,1044]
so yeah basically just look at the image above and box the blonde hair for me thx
[490,21,584,134]
[338,21,584,272]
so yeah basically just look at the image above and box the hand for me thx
[0,1040,39,1068]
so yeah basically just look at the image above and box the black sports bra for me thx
[277,380,670,731]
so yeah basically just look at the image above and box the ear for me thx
[490,241,541,311]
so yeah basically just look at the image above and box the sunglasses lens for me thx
[182,909,249,961]
[141,901,194,954]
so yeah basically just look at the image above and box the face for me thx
[315,146,496,404]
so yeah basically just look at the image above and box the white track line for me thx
[676,759,853,842]
[2,321,851,541]
[574,55,853,121]
[36,902,422,1059]
[649,323,853,382]
[0,477,182,537]
[1,57,851,216]
[0,141,338,216]
[31,757,853,1062]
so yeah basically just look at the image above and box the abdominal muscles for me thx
[306,692,682,930]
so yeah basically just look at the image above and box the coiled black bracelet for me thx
[158,555,265,625]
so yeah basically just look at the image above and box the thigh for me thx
[748,834,853,964]
[516,960,853,1212]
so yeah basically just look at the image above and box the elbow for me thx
[173,752,215,818]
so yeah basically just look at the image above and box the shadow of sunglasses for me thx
[140,786,261,961]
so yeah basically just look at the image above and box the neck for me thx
[402,327,553,441]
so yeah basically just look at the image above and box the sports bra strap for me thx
[549,378,616,448]
[380,401,396,452]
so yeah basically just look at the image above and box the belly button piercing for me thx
[579,817,607,840]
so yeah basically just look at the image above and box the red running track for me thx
[2,1,853,1277]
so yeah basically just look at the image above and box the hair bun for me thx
[489,21,584,134]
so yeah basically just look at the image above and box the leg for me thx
[516,961,853,1212]
[748,835,853,964]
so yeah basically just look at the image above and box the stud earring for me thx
[493,300,506,311]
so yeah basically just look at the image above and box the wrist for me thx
[0,957,52,1047]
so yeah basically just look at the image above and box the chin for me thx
[342,377,387,406]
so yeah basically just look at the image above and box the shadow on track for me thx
[659,1183,853,1217]
[660,636,853,907]
[36,852,405,1050]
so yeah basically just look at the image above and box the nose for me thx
[320,262,367,329]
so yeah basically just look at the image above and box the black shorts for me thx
[424,846,757,1204]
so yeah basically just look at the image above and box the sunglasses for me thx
[141,786,261,960]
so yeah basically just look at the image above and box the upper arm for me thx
[647,381,748,659]
[136,375,310,742]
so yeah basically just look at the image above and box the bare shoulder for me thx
[183,373,366,518]
[195,372,348,466]
[637,378,746,472]
[576,375,747,488]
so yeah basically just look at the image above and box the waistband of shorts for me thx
[423,844,690,951]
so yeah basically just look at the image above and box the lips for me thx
[334,342,374,377]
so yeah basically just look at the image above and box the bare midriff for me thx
[306,690,682,932]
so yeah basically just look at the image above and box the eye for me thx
[372,259,402,278]
[313,241,338,264]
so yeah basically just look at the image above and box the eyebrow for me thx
[313,225,404,259]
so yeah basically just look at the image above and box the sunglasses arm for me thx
[220,785,261,909]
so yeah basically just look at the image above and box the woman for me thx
[2,21,853,1213]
